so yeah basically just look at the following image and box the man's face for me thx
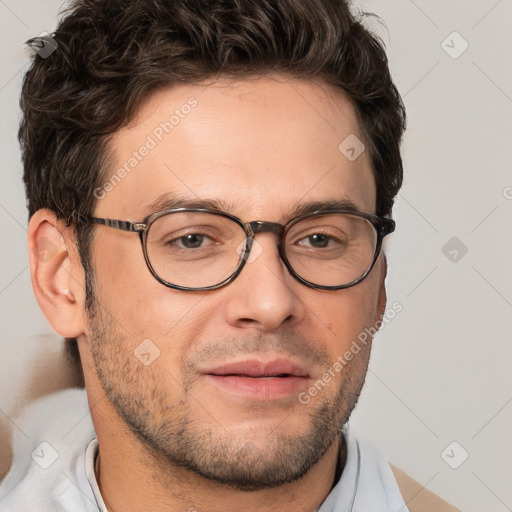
[82,76,386,489]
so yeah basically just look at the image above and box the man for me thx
[0,0,459,510]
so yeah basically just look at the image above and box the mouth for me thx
[205,359,310,378]
[200,359,312,399]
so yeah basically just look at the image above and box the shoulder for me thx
[0,388,97,510]
[0,388,92,481]
[390,464,461,512]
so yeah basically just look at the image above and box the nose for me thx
[223,233,305,330]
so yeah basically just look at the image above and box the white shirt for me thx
[0,389,409,512]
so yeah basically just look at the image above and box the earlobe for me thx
[27,209,86,338]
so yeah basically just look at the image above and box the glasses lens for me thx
[146,212,246,288]
[284,213,377,287]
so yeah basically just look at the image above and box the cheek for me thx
[304,278,381,358]
[91,235,211,343]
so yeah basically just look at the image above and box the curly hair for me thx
[19,0,406,367]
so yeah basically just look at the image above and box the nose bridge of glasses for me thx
[246,220,284,239]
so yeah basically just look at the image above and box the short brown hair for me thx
[20,0,406,365]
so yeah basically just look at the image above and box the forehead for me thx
[97,76,376,221]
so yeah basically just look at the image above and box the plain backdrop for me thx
[1,1,511,511]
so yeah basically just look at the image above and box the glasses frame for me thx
[82,208,395,292]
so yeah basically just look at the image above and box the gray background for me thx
[1,1,511,510]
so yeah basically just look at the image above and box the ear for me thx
[27,209,87,338]
[375,253,388,326]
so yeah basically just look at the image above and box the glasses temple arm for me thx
[86,216,146,233]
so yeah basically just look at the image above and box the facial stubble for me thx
[87,298,370,491]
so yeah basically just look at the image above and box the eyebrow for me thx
[141,193,364,221]
[142,193,236,217]
[286,198,361,218]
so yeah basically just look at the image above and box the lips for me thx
[203,359,310,379]
[201,359,311,399]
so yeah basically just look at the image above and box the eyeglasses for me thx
[82,208,395,291]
